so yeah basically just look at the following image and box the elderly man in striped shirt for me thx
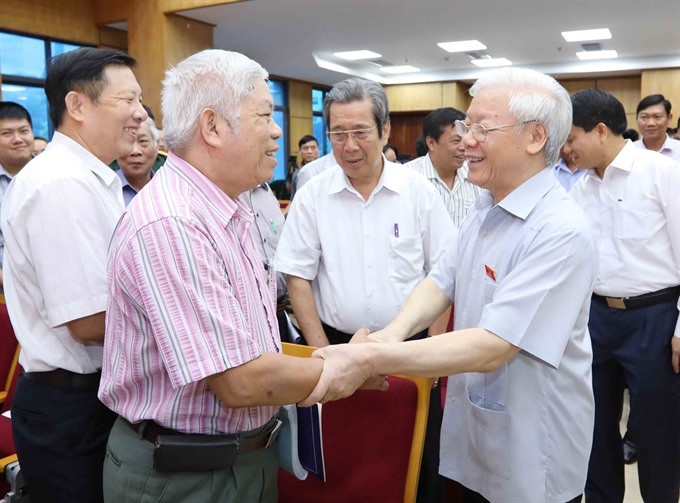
[98,50,339,503]
[404,107,482,229]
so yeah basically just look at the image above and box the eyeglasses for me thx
[454,119,537,142]
[327,125,378,144]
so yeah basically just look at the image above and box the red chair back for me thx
[279,376,421,503]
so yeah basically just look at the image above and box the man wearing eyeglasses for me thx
[275,77,453,349]
[300,68,597,503]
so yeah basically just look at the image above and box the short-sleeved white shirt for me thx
[1,132,124,372]
[275,160,455,334]
[429,167,597,502]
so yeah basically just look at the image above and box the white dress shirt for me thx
[295,152,337,191]
[1,132,124,372]
[429,167,597,502]
[275,160,454,334]
[570,141,680,337]
[404,154,482,228]
[633,134,680,163]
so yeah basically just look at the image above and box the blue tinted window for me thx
[271,110,286,181]
[50,41,81,57]
[312,89,324,113]
[1,84,50,139]
[313,115,330,156]
[0,32,46,78]
[268,80,286,108]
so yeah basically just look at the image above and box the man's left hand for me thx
[672,336,680,373]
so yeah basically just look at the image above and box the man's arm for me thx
[66,312,105,343]
[428,306,452,336]
[370,278,452,343]
[301,327,519,405]
[287,275,330,347]
[207,352,323,407]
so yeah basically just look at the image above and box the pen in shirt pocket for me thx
[393,223,399,238]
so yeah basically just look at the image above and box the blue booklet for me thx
[278,403,326,481]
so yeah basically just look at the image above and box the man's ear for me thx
[425,135,437,152]
[64,91,87,124]
[526,121,548,156]
[595,122,610,143]
[198,108,223,148]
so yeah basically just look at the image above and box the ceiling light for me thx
[471,57,512,68]
[333,50,381,61]
[576,50,618,60]
[438,40,487,53]
[380,65,420,74]
[562,28,612,42]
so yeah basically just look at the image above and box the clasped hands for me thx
[297,328,393,407]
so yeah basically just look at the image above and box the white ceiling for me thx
[176,0,680,86]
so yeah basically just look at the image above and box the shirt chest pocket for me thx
[388,234,424,283]
[613,199,655,240]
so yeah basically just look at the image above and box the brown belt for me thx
[126,418,277,452]
[23,368,101,390]
[592,285,680,310]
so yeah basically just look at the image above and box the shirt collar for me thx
[116,168,153,190]
[496,167,556,220]
[51,131,119,188]
[0,163,12,180]
[164,152,252,228]
[328,158,403,196]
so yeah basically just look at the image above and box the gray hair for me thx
[470,68,571,166]
[142,117,159,146]
[161,49,268,152]
[322,78,390,138]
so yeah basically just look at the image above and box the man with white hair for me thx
[99,50,326,502]
[301,68,597,502]
[115,117,159,206]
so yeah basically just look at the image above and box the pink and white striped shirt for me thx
[99,153,281,434]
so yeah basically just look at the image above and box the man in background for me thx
[405,107,481,229]
[553,145,584,191]
[0,101,35,289]
[633,94,680,162]
[288,134,320,198]
[115,117,158,206]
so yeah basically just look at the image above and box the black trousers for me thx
[11,374,117,503]
[585,297,680,503]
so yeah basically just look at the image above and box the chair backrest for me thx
[279,343,432,503]
[0,299,20,410]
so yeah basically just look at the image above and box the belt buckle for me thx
[606,297,627,310]
[265,419,283,449]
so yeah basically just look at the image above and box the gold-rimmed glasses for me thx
[454,119,537,142]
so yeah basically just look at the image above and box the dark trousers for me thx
[11,374,117,503]
[585,297,680,503]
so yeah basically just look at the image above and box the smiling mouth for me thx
[466,156,484,163]
[124,127,138,137]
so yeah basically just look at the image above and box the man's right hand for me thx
[298,343,388,406]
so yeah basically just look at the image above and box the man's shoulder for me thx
[534,186,593,239]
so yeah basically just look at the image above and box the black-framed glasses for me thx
[327,125,378,144]
[454,119,537,142]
